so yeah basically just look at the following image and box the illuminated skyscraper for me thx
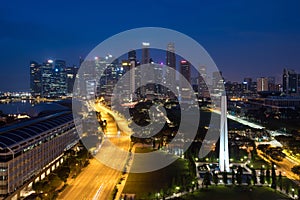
[51,60,67,97]
[31,59,68,98]
[180,60,190,83]
[66,66,79,94]
[30,61,42,97]
[129,50,136,100]
[257,77,268,92]
[41,60,53,98]
[219,95,230,172]
[166,43,176,71]
[283,68,298,95]
[179,60,191,101]
[141,42,150,64]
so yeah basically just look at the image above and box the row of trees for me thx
[32,146,90,199]
[203,163,278,188]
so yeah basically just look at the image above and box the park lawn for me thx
[123,147,192,199]
[179,185,291,200]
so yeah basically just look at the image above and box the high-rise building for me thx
[179,60,191,101]
[50,60,67,97]
[41,60,54,98]
[243,77,252,91]
[180,60,191,83]
[30,59,69,98]
[268,76,276,91]
[30,61,42,97]
[66,66,79,94]
[198,66,210,98]
[129,50,137,100]
[141,42,150,64]
[283,68,298,95]
[165,43,176,99]
[212,71,224,96]
[166,43,176,71]
[257,77,268,92]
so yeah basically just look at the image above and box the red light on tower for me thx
[180,60,187,64]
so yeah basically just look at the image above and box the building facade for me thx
[0,111,79,197]
[30,60,70,98]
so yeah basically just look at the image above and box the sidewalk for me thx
[114,145,136,200]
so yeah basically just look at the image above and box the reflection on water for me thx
[0,100,35,114]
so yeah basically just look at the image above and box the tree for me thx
[285,183,290,195]
[213,172,219,185]
[271,163,277,189]
[251,169,257,185]
[57,166,70,183]
[291,165,300,179]
[48,174,62,189]
[231,169,235,185]
[278,171,283,191]
[260,166,265,185]
[32,181,44,193]
[203,172,211,188]
[222,172,228,185]
[236,166,243,185]
[246,175,251,186]
[266,168,271,184]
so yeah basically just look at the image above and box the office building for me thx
[179,60,191,101]
[141,42,150,65]
[66,66,79,94]
[257,77,268,92]
[30,61,42,97]
[30,59,69,98]
[283,68,298,95]
[0,107,79,198]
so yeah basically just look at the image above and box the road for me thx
[211,107,300,184]
[58,103,131,200]
[257,149,300,182]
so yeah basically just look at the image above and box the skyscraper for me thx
[166,43,176,71]
[41,60,53,98]
[180,60,191,83]
[129,50,137,100]
[179,60,191,101]
[30,61,42,97]
[30,59,69,98]
[141,42,150,64]
[198,66,210,98]
[243,77,253,91]
[268,76,276,91]
[66,66,79,94]
[219,95,230,172]
[257,77,268,92]
[51,60,67,97]
[165,43,176,99]
[283,68,298,95]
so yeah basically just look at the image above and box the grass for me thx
[123,147,192,199]
[248,154,271,169]
[177,185,291,200]
[282,177,299,194]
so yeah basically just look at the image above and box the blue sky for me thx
[1,0,300,91]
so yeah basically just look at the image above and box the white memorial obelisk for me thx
[219,95,230,172]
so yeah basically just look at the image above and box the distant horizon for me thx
[0,54,291,93]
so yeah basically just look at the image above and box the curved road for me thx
[58,103,131,200]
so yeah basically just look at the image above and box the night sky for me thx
[1,0,300,91]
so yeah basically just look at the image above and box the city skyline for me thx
[1,1,300,91]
